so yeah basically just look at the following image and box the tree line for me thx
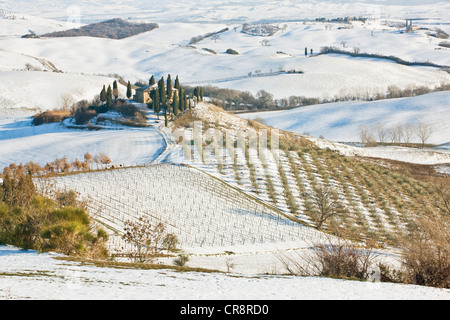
[190,80,450,112]
[0,152,113,183]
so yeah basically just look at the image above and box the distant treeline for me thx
[189,27,229,45]
[184,80,450,112]
[41,18,158,39]
[319,46,449,70]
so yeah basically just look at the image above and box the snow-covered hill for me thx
[0,0,449,301]
[1,13,449,104]
[2,0,449,24]
[240,91,450,146]
[0,71,124,116]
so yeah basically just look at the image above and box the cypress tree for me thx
[149,75,156,86]
[172,91,179,116]
[179,88,185,111]
[158,77,166,105]
[305,47,307,56]
[174,75,180,90]
[112,80,119,102]
[158,77,168,117]
[100,85,107,104]
[106,85,113,110]
[153,89,160,118]
[126,81,132,99]
[194,87,198,101]
[166,74,172,102]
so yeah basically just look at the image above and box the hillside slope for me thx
[0,71,123,116]
[240,90,450,146]
[166,103,448,246]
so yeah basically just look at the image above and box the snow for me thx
[0,0,449,300]
[308,137,450,165]
[0,116,166,169]
[0,245,448,300]
[239,91,450,165]
[1,0,448,24]
[1,12,450,103]
[0,71,125,115]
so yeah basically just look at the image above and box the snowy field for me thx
[0,71,126,115]
[0,0,449,300]
[239,91,450,145]
[0,116,166,169]
[0,245,448,300]
[1,2,450,103]
[239,91,450,165]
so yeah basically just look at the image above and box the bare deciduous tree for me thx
[99,153,111,168]
[60,93,75,111]
[211,34,220,43]
[374,122,388,143]
[122,217,169,263]
[309,185,343,230]
[359,125,376,146]
[403,123,415,144]
[416,122,433,147]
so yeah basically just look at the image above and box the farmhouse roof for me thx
[135,84,158,92]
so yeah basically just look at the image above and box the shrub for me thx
[277,230,378,280]
[32,110,71,126]
[0,166,108,257]
[73,106,96,125]
[174,252,190,267]
[112,102,147,126]
[399,214,450,288]
[0,196,108,257]
[225,48,239,55]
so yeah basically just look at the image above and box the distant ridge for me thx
[40,18,158,39]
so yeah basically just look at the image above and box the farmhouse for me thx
[133,84,158,103]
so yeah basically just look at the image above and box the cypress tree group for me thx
[100,85,107,104]
[112,80,119,102]
[126,81,132,99]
